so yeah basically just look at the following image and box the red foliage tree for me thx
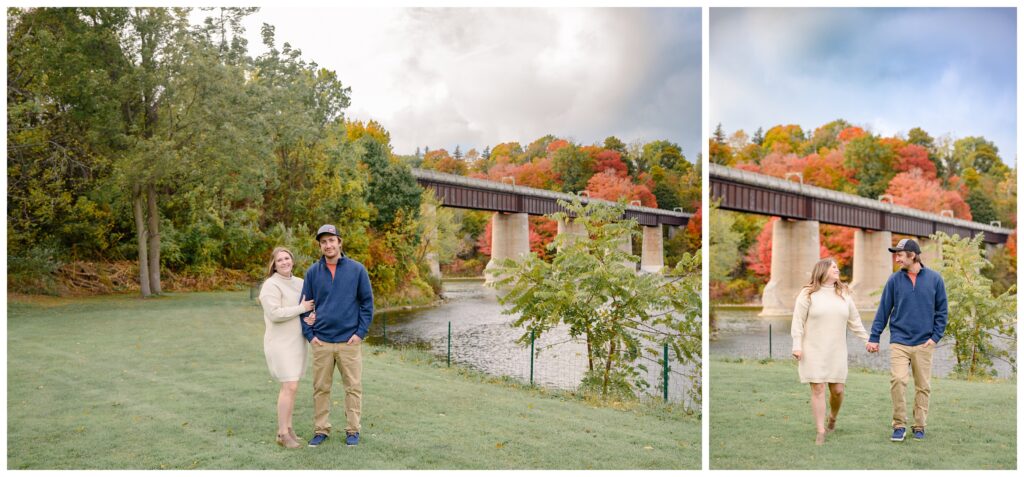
[745,218,776,279]
[885,169,973,220]
[486,157,560,190]
[592,149,629,177]
[684,201,702,251]
[476,219,493,256]
[546,139,570,154]
[894,143,936,179]
[820,224,855,270]
[585,170,658,207]
[838,126,866,143]
[530,216,558,260]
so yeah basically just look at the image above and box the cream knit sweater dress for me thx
[259,273,309,382]
[790,285,869,384]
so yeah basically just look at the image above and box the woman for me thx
[259,247,314,448]
[791,258,869,445]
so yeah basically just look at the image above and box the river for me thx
[711,306,1016,378]
[365,279,697,405]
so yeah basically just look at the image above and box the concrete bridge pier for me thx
[484,212,531,284]
[617,232,638,271]
[918,237,943,270]
[556,218,587,252]
[667,225,680,239]
[850,229,892,309]
[640,225,664,273]
[984,242,1000,258]
[761,219,820,316]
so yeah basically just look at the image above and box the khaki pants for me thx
[889,342,934,429]
[312,341,363,435]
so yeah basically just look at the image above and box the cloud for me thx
[241,7,700,155]
[711,8,1016,164]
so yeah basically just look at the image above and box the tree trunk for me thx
[147,184,161,294]
[602,339,617,397]
[589,325,598,374]
[585,330,594,372]
[133,184,152,297]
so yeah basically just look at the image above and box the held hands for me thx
[866,342,880,353]
[792,350,802,361]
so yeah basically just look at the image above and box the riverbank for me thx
[710,358,1016,469]
[7,291,699,469]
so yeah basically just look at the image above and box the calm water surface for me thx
[711,306,1015,378]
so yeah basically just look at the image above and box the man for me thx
[866,238,948,442]
[300,224,374,447]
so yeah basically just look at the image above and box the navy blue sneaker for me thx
[345,432,359,446]
[891,427,906,442]
[912,428,925,440]
[308,433,328,447]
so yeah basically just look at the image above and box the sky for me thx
[710,7,1017,166]
[223,7,702,159]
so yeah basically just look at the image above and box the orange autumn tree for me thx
[585,170,657,207]
[422,149,468,175]
[885,168,973,220]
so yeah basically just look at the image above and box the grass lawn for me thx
[710,358,1016,470]
[7,291,699,470]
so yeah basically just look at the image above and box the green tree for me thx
[803,118,849,154]
[493,198,701,406]
[752,127,764,146]
[938,232,1017,378]
[551,143,595,194]
[709,200,742,283]
[641,140,685,171]
[844,134,897,199]
[712,123,726,144]
[358,136,423,230]
[953,136,1006,178]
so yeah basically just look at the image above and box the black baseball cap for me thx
[316,224,340,240]
[888,238,922,254]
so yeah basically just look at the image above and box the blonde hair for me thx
[802,258,849,304]
[266,247,295,279]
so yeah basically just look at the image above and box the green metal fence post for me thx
[447,321,451,367]
[663,342,669,402]
[530,330,535,386]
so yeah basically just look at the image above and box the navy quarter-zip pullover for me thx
[299,254,374,343]
[869,264,948,346]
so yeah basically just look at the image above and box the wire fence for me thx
[373,313,697,406]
